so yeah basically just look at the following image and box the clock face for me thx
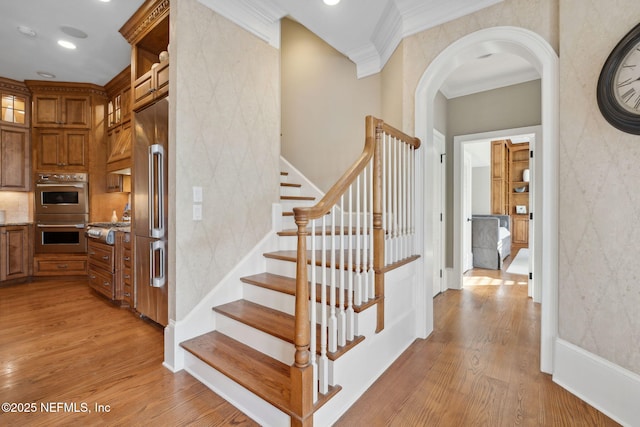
[597,22,640,134]
[613,43,640,114]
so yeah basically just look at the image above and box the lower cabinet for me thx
[0,225,31,282]
[88,240,115,299]
[87,232,132,305]
[34,254,87,276]
[511,216,529,246]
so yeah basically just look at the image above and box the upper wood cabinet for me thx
[120,0,170,112]
[33,128,89,171]
[105,67,133,173]
[491,140,508,215]
[32,94,91,128]
[1,127,30,190]
[0,78,30,191]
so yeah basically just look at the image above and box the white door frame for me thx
[454,127,541,304]
[414,26,558,374]
[433,129,446,296]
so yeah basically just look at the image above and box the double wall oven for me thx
[35,173,88,254]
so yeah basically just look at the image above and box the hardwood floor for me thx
[1,275,618,426]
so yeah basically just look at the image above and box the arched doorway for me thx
[414,26,559,373]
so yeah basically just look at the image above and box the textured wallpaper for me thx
[172,0,280,320]
[558,0,640,374]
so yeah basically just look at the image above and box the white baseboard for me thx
[553,338,640,426]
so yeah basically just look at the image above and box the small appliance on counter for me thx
[86,222,132,245]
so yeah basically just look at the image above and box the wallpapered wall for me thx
[171,0,280,320]
[557,0,640,374]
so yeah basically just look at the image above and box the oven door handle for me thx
[37,224,86,229]
[36,183,86,188]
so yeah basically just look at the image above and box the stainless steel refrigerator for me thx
[133,97,169,326]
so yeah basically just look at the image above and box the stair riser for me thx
[280,186,301,197]
[242,282,295,316]
[264,260,376,304]
[277,234,373,251]
[279,199,317,212]
[215,313,295,366]
[183,352,291,427]
[242,282,368,335]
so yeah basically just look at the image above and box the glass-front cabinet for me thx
[1,93,26,125]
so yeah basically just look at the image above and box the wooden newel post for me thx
[371,117,386,333]
[291,209,313,425]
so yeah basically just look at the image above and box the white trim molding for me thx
[554,339,640,426]
[414,26,559,373]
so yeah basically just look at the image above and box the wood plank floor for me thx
[1,273,619,426]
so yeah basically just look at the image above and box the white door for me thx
[463,150,473,273]
[433,130,446,297]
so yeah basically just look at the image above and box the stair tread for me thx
[264,250,369,272]
[181,331,292,414]
[280,182,301,188]
[240,272,377,313]
[213,300,365,361]
[277,227,369,237]
[281,195,315,201]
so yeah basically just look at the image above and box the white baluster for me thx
[319,215,328,394]
[329,206,338,354]
[354,175,362,306]
[367,160,375,300]
[347,185,355,340]
[338,195,346,347]
[310,220,318,402]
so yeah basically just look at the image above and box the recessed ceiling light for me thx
[323,0,340,5]
[37,71,56,79]
[17,25,37,37]
[57,40,77,50]
[99,0,111,2]
[61,26,88,39]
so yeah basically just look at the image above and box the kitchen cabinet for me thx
[512,216,529,246]
[0,78,31,191]
[118,232,133,306]
[1,126,30,190]
[88,239,115,299]
[0,225,31,282]
[32,93,91,128]
[33,254,87,276]
[120,0,170,112]
[33,128,88,171]
[132,59,169,111]
[105,67,133,173]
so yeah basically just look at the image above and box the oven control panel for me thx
[37,173,88,183]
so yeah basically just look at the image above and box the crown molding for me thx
[197,0,286,48]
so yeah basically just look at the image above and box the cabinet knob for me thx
[124,256,130,261]
[124,292,131,297]
[58,264,68,269]
[102,255,109,260]
[124,274,130,279]
[90,274,96,279]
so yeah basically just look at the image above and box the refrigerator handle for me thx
[150,240,166,288]
[149,144,165,238]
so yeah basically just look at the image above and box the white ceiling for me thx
[0,0,538,96]
[0,0,145,86]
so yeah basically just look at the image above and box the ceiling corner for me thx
[348,44,382,79]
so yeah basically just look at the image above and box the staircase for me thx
[178,117,422,426]
[180,171,374,426]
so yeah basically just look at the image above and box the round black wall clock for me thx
[597,22,640,135]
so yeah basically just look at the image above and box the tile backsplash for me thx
[0,192,32,224]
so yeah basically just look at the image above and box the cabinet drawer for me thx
[122,282,133,306]
[123,248,132,268]
[88,241,114,271]
[34,257,87,276]
[122,266,132,284]
[88,267,114,299]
